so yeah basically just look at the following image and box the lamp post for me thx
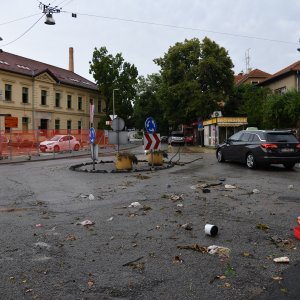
[112,88,119,120]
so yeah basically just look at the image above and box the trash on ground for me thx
[294,226,300,240]
[207,245,231,258]
[123,256,145,270]
[76,220,95,226]
[181,223,193,230]
[252,189,260,194]
[242,252,254,258]
[107,217,114,221]
[128,202,142,208]
[88,194,95,200]
[202,188,210,193]
[173,255,183,263]
[209,275,226,284]
[204,224,218,236]
[273,256,290,263]
[34,242,51,250]
[270,236,295,249]
[225,184,236,189]
[35,224,43,228]
[256,223,269,231]
[169,194,184,202]
[177,244,207,253]
[87,280,94,288]
[288,184,294,190]
[177,203,184,207]
[80,194,88,198]
[272,276,283,281]
[65,234,77,241]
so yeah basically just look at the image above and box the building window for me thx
[22,87,29,103]
[251,81,258,85]
[5,84,12,101]
[97,99,102,113]
[67,120,72,130]
[78,120,82,130]
[275,86,287,95]
[22,117,29,132]
[55,119,60,130]
[78,96,82,110]
[41,90,47,105]
[55,93,61,107]
[67,95,72,109]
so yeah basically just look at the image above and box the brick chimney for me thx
[68,47,74,72]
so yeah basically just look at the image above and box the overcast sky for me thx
[1,0,300,82]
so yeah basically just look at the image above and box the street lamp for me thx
[112,88,119,120]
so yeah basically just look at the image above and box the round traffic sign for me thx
[111,117,125,131]
[145,117,157,133]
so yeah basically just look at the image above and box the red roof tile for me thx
[235,68,270,85]
[0,51,98,91]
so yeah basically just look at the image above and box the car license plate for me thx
[281,148,294,153]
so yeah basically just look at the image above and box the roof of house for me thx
[235,68,271,85]
[258,60,300,85]
[0,51,98,91]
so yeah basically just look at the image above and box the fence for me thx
[0,129,109,160]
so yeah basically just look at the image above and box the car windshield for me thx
[266,133,298,143]
[50,136,62,141]
[172,133,184,137]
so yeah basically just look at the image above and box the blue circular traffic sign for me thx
[145,117,157,133]
[89,127,96,143]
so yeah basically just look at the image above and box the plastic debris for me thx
[34,242,51,250]
[273,256,290,263]
[107,217,114,222]
[128,202,142,208]
[207,245,231,258]
[288,185,294,190]
[170,194,184,202]
[177,203,184,207]
[35,224,43,228]
[77,220,95,226]
[256,223,269,231]
[88,194,95,200]
[181,223,193,230]
[225,184,236,189]
[252,189,260,194]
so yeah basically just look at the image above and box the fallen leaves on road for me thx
[173,255,183,264]
[76,220,95,226]
[177,244,208,253]
[123,256,145,270]
[209,275,226,284]
[270,236,295,250]
[65,234,77,241]
[256,223,269,231]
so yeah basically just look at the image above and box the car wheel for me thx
[217,149,224,162]
[73,144,80,151]
[283,163,295,169]
[54,145,60,152]
[246,152,256,169]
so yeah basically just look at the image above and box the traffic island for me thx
[69,159,174,173]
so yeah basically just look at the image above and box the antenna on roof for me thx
[297,38,300,52]
[245,48,251,74]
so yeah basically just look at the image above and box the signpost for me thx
[144,133,161,151]
[89,127,96,170]
[4,116,18,128]
[145,117,157,134]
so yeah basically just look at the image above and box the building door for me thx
[40,119,48,130]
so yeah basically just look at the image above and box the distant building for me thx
[0,47,104,131]
[257,60,300,94]
[235,68,271,86]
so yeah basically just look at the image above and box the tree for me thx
[154,37,234,127]
[132,74,169,134]
[89,47,138,126]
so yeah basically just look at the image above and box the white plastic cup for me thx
[205,224,218,236]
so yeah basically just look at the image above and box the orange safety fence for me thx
[0,129,109,158]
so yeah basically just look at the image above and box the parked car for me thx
[184,135,193,145]
[160,136,168,143]
[216,129,300,169]
[39,135,80,153]
[168,131,185,145]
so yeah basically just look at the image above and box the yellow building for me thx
[0,48,104,131]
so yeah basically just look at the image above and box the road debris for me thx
[272,276,283,281]
[173,255,183,263]
[76,220,95,226]
[273,256,290,263]
[225,184,236,189]
[177,203,183,207]
[181,223,193,230]
[65,234,77,241]
[288,184,294,190]
[252,189,260,194]
[88,194,95,200]
[204,224,218,236]
[202,188,211,193]
[123,256,145,270]
[256,223,269,231]
[34,242,51,250]
[270,236,295,249]
[35,224,43,228]
[177,244,207,253]
[209,275,226,284]
[128,202,142,208]
[207,245,231,258]
[107,217,114,222]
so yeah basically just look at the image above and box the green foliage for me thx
[89,47,138,123]
[133,74,169,134]
[154,37,234,126]
[263,91,300,129]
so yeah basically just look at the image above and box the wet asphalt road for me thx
[0,149,299,300]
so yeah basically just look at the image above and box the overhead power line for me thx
[62,10,298,45]
[0,13,42,26]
